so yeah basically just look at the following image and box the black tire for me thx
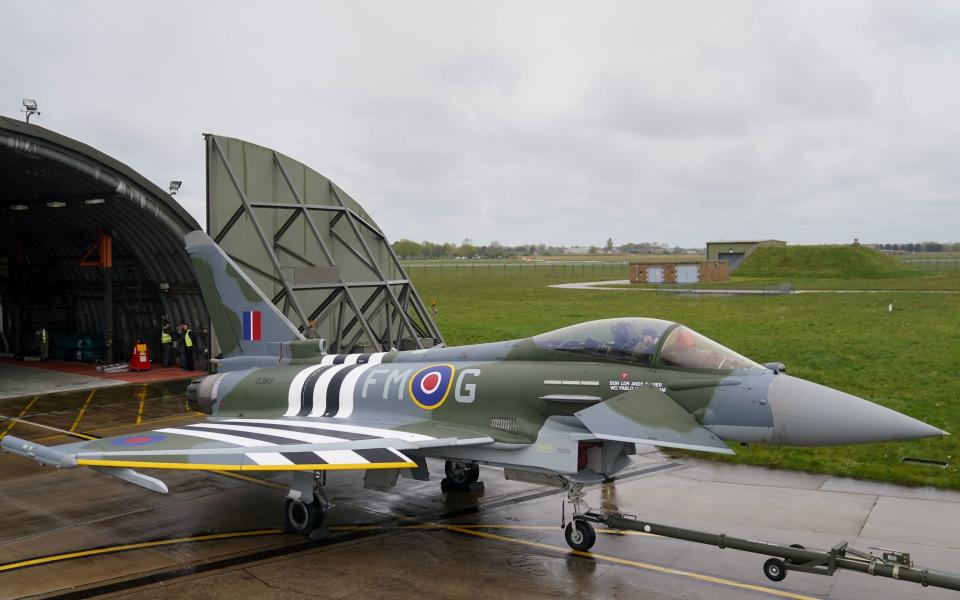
[445,460,480,485]
[284,497,324,535]
[763,558,787,582]
[565,520,597,552]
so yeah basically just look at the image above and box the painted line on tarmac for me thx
[0,416,98,441]
[69,389,96,432]
[441,525,820,600]
[0,529,285,573]
[0,396,38,441]
[135,384,147,425]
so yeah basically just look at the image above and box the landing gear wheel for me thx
[763,558,787,582]
[445,460,480,485]
[565,519,597,552]
[283,496,324,535]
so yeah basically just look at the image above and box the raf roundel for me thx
[111,434,166,447]
[408,364,456,410]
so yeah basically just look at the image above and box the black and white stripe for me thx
[286,352,386,418]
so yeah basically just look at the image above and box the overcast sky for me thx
[2,1,958,247]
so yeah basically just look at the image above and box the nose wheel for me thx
[565,519,597,552]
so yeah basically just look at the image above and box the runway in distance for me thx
[2,231,948,551]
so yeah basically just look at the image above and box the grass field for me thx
[410,265,960,490]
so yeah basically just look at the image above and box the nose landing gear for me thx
[560,477,600,552]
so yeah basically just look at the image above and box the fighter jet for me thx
[2,232,947,551]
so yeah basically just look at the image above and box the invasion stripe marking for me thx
[156,427,274,447]
[246,452,292,466]
[299,366,333,417]
[320,354,337,366]
[281,451,330,465]
[354,448,405,464]
[333,354,347,364]
[310,363,353,417]
[323,364,362,417]
[335,352,385,419]
[316,449,368,464]
[227,419,437,443]
[223,421,378,441]
[287,364,325,416]
[195,423,344,444]
[184,425,312,446]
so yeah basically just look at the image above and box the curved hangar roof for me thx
[0,116,205,350]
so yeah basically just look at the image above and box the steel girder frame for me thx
[204,134,442,354]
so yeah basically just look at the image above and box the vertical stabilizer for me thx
[185,231,302,357]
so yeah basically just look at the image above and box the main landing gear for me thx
[561,477,600,552]
[441,460,484,492]
[283,471,331,539]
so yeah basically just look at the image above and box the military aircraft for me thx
[2,232,948,551]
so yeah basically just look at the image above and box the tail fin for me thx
[185,231,302,357]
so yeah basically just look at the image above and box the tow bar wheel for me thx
[565,519,597,552]
[763,557,787,582]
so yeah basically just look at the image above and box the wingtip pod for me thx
[1,436,77,468]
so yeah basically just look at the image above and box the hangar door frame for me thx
[205,134,442,353]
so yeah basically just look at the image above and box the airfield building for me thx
[706,239,786,271]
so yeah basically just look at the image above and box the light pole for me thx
[21,99,40,123]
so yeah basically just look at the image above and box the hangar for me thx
[0,117,439,375]
[0,116,205,365]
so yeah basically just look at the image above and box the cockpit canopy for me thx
[532,318,761,370]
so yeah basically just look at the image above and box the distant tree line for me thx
[878,242,960,252]
[391,238,702,259]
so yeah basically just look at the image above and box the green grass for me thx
[412,267,960,490]
[736,245,919,279]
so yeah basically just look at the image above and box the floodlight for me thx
[46,201,66,208]
[169,180,182,195]
[21,99,40,123]
[9,204,29,211]
[84,198,105,205]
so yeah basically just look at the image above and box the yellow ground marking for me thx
[32,412,204,443]
[69,389,96,432]
[0,529,284,573]
[0,521,821,599]
[441,525,820,600]
[211,470,287,491]
[0,396,39,441]
[135,385,147,425]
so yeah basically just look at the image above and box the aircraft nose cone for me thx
[767,374,948,446]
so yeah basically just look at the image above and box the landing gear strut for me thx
[441,460,483,492]
[283,471,330,539]
[560,477,599,552]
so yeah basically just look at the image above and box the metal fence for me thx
[898,258,960,272]
[402,261,631,278]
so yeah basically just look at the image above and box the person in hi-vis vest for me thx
[180,322,195,371]
[161,323,173,367]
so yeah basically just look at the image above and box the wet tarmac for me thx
[1,383,958,599]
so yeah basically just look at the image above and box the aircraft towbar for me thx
[595,513,960,592]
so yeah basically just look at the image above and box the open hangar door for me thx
[205,134,443,353]
[0,116,206,366]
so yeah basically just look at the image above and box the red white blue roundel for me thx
[408,364,455,410]
[111,434,166,446]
